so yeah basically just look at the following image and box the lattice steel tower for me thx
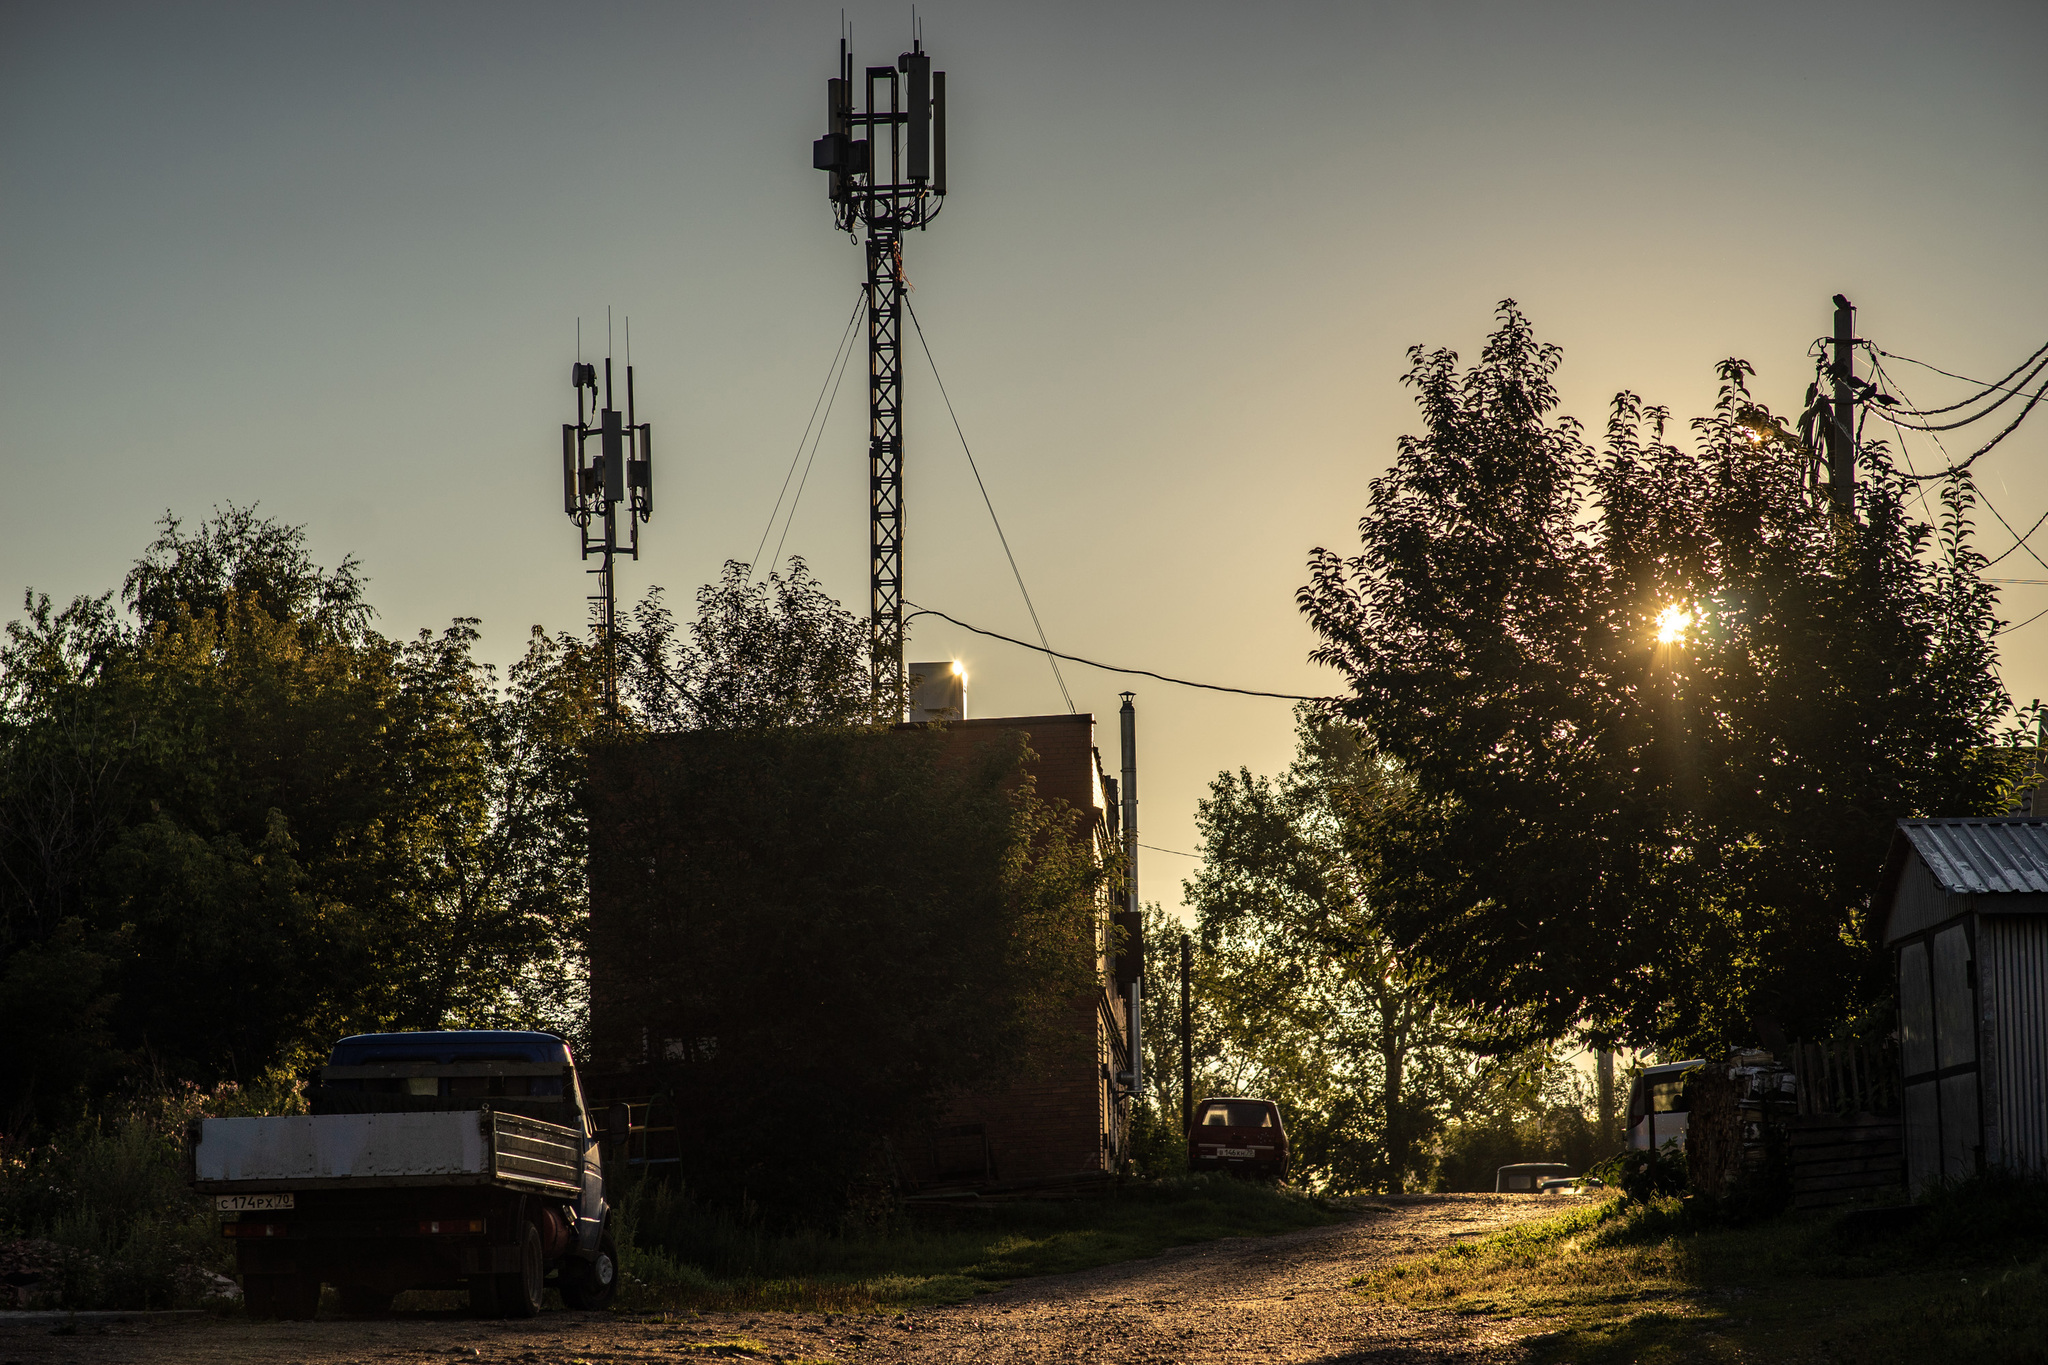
[813,29,947,706]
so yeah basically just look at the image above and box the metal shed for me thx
[1876,817,2048,1194]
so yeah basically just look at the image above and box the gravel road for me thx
[0,1193,1575,1365]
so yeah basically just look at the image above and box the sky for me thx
[4,1,2045,925]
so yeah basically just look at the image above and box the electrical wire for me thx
[750,292,865,579]
[902,297,1076,713]
[1141,843,1200,859]
[1862,348,2048,432]
[1871,354,2048,577]
[1983,506,2048,571]
[1872,340,2048,410]
[903,605,1343,702]
[1998,603,2048,637]
[1865,351,2048,486]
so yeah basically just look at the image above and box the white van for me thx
[1626,1060,1704,1151]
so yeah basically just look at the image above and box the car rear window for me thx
[1197,1102,1275,1128]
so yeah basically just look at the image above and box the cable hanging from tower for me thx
[903,296,1077,713]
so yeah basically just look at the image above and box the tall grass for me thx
[1356,1176,2048,1364]
[0,1074,302,1310]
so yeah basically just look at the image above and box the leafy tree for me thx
[1179,707,1495,1192]
[0,507,599,1124]
[1298,303,2018,1052]
[618,558,898,731]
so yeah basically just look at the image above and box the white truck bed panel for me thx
[195,1112,490,1187]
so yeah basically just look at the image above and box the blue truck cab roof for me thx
[327,1030,572,1067]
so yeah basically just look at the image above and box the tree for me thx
[0,507,600,1123]
[1180,707,1496,1191]
[618,558,897,732]
[1298,303,2018,1052]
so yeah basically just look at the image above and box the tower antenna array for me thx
[561,325,655,723]
[813,27,948,709]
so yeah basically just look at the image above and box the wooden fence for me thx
[1789,1036,1899,1117]
[1785,1113,1903,1209]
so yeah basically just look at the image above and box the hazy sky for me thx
[4,1,2044,923]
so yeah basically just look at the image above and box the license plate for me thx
[1219,1147,1255,1159]
[216,1193,295,1212]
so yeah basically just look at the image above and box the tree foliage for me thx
[1172,708,1514,1191]
[1298,303,2019,1051]
[618,558,899,731]
[0,508,599,1127]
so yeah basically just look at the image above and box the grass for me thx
[1352,1176,2048,1364]
[614,1173,1347,1314]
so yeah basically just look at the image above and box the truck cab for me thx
[195,1030,617,1320]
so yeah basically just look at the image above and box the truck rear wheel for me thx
[244,1272,320,1320]
[473,1220,545,1318]
[558,1231,618,1310]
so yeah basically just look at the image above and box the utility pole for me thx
[1596,1049,1616,1149]
[1829,293,1857,521]
[1180,932,1193,1141]
[1116,693,1143,1099]
[813,27,948,710]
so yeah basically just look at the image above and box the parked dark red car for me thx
[1187,1097,1288,1181]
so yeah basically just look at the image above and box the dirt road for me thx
[0,1194,1574,1365]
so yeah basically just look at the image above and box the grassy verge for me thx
[1353,1178,2048,1364]
[616,1174,1347,1314]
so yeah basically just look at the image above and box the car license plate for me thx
[215,1193,294,1212]
[1220,1147,1255,1159]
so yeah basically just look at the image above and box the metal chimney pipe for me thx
[1119,693,1141,1097]
[1119,693,1137,918]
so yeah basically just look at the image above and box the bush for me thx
[0,1074,301,1309]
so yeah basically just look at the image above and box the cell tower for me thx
[561,338,653,722]
[812,25,948,706]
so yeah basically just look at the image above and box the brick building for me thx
[584,712,1136,1191]
[908,714,1134,1188]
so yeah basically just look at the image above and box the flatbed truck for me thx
[190,1030,617,1319]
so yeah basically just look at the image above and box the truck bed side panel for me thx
[195,1113,489,1187]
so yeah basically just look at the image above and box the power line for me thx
[1141,843,1200,859]
[1998,603,2048,637]
[1869,355,2048,577]
[902,297,1075,713]
[1863,348,2048,432]
[903,605,1341,702]
[1872,340,2048,409]
[750,292,865,579]
[1864,352,2048,485]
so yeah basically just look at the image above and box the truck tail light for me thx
[223,1222,287,1238]
[418,1219,487,1235]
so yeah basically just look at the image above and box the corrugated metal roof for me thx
[1898,818,2048,895]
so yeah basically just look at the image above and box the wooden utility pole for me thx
[1597,1049,1616,1147]
[1829,294,1857,520]
[1180,932,1193,1140]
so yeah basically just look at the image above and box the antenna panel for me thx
[631,425,653,518]
[601,408,625,504]
[933,72,946,195]
[905,53,931,180]
[561,425,578,514]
